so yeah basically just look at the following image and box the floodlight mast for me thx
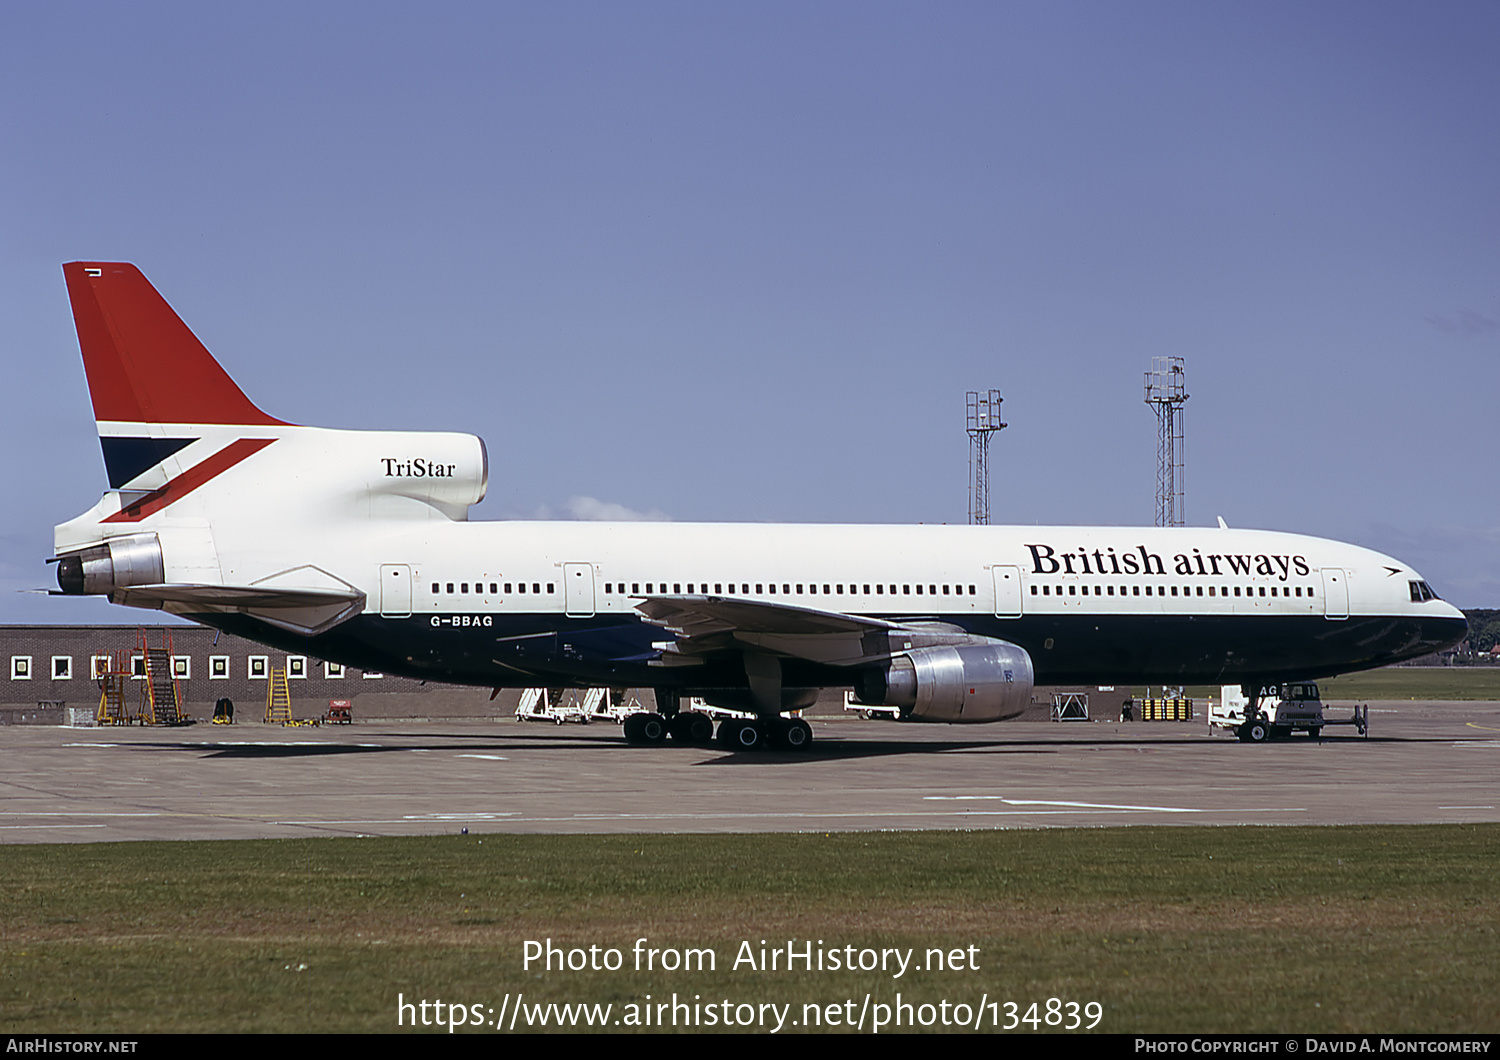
[966,389,1006,525]
[1143,357,1188,528]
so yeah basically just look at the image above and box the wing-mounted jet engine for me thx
[851,641,1035,723]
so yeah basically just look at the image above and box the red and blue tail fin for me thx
[62,262,288,490]
[63,262,285,426]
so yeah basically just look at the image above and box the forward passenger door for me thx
[992,565,1022,618]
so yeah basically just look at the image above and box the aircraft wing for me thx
[636,595,980,667]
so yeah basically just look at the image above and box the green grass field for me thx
[3,826,1497,1033]
[1162,666,1500,703]
[1314,667,1500,701]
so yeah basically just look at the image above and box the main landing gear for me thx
[714,715,812,751]
[620,710,814,751]
[622,685,816,751]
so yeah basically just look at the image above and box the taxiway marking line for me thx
[925,796,1204,813]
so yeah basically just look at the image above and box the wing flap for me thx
[636,595,988,667]
[637,595,901,637]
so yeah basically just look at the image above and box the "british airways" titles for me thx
[1026,544,1312,582]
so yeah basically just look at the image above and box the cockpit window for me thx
[1409,580,1439,602]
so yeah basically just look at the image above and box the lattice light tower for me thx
[966,389,1007,525]
[1143,357,1188,528]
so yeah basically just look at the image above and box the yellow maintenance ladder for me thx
[95,649,134,725]
[264,667,293,723]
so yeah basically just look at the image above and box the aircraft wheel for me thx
[640,713,668,744]
[717,718,762,750]
[779,717,813,751]
[670,711,714,744]
[624,712,667,745]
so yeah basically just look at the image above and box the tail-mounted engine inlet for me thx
[55,534,164,596]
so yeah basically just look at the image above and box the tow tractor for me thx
[1211,682,1368,742]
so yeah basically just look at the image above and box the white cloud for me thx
[564,496,671,522]
[1423,309,1499,337]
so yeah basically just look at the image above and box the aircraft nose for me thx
[1429,602,1469,654]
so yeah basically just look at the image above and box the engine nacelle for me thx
[356,432,488,517]
[265,428,488,520]
[56,533,164,596]
[853,641,1035,723]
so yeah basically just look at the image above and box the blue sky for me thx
[3,1,1497,623]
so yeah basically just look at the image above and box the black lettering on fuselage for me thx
[382,458,459,478]
[1024,543,1308,582]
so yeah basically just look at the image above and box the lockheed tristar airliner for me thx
[51,263,1468,749]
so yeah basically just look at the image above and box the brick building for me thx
[1,624,501,723]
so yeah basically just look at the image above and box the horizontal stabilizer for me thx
[110,583,364,610]
[112,579,365,638]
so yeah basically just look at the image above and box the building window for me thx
[91,655,111,680]
[209,656,230,680]
[287,656,307,679]
[11,656,32,680]
[132,654,147,679]
[248,656,268,680]
[52,656,72,680]
[172,656,191,679]
[325,661,345,679]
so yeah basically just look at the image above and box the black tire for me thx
[669,711,713,743]
[639,713,667,744]
[1245,721,1269,743]
[624,712,667,745]
[780,717,813,750]
[1309,726,1323,739]
[733,721,763,750]
[717,718,762,750]
[681,711,714,744]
